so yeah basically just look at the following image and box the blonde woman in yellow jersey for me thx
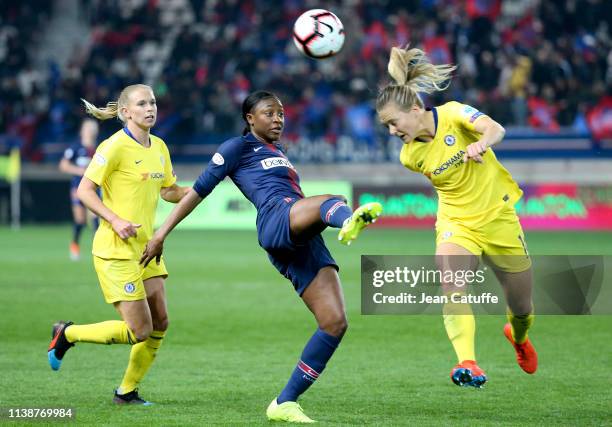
[47,84,190,404]
[376,47,538,388]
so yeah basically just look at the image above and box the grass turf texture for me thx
[1,227,611,426]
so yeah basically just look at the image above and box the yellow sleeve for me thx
[160,141,177,188]
[84,140,119,186]
[448,101,488,132]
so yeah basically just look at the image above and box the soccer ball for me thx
[293,9,345,59]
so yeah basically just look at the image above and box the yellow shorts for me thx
[436,207,531,273]
[93,256,168,304]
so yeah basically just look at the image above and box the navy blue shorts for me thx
[258,198,338,296]
[70,184,84,207]
[71,181,100,207]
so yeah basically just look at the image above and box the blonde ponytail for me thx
[388,47,455,93]
[81,98,119,121]
[81,84,153,123]
[377,46,456,112]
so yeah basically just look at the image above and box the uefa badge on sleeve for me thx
[94,153,106,165]
[444,135,456,146]
[212,153,225,165]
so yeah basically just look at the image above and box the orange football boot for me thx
[504,323,538,374]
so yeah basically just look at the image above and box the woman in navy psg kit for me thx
[141,91,382,423]
[58,118,100,260]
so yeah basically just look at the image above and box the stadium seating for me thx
[0,0,610,162]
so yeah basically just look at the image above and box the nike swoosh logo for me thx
[135,160,143,164]
[254,147,263,152]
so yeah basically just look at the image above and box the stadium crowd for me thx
[1,0,610,161]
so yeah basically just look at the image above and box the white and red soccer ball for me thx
[293,9,345,59]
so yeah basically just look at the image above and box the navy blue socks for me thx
[320,198,352,228]
[73,223,84,244]
[277,329,341,404]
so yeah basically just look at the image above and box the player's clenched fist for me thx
[463,140,488,163]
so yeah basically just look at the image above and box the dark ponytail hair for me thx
[241,90,280,135]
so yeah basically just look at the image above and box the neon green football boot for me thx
[338,202,383,245]
[266,398,315,423]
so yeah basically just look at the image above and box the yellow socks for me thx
[63,322,165,394]
[443,298,476,362]
[64,320,137,345]
[507,310,534,344]
[118,331,165,394]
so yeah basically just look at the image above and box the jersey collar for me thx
[243,132,259,143]
[123,127,151,147]
[244,132,282,149]
[431,107,438,137]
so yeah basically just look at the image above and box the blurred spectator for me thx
[504,55,532,126]
[587,94,612,141]
[528,85,560,132]
[1,0,611,161]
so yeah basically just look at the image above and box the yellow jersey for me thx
[400,101,522,229]
[84,129,176,260]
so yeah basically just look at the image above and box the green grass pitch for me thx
[1,227,611,426]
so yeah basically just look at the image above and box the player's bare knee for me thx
[134,331,151,342]
[133,324,153,342]
[508,300,532,316]
[337,317,348,336]
[154,316,169,332]
[320,313,348,338]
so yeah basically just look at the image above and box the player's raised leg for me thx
[49,261,154,372]
[48,313,144,371]
[267,266,347,423]
[289,194,382,245]
[289,194,351,239]
[338,202,383,245]
[494,267,538,374]
[114,276,169,405]
[437,243,487,388]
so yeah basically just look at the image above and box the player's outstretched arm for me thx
[77,176,140,239]
[140,188,203,266]
[463,116,506,163]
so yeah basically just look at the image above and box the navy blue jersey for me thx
[64,142,94,187]
[193,132,304,211]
